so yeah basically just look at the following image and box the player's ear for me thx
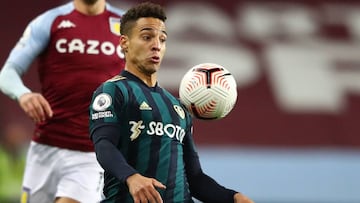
[120,35,129,53]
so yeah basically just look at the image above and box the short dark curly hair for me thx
[120,2,167,36]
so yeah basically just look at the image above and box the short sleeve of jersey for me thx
[89,80,127,135]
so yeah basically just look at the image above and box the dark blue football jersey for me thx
[89,70,196,203]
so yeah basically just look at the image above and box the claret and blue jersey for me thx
[4,2,125,151]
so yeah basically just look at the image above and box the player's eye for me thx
[142,35,151,40]
[160,37,167,43]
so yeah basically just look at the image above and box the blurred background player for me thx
[89,2,254,203]
[0,0,125,202]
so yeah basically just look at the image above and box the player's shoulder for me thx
[31,2,74,27]
[106,3,126,16]
[38,2,74,19]
[101,75,128,90]
[106,75,127,83]
[96,75,130,102]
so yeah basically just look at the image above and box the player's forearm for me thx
[189,172,237,203]
[0,63,31,100]
[92,126,137,183]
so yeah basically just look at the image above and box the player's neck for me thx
[73,0,106,16]
[125,67,157,87]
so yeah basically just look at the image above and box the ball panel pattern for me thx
[179,63,237,120]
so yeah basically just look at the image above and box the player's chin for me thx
[142,66,158,75]
[83,0,99,5]
[147,62,161,72]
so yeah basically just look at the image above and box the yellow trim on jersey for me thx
[107,75,126,82]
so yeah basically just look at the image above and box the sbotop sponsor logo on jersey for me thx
[129,120,185,143]
[56,38,124,58]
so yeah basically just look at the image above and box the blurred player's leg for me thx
[21,141,103,203]
[55,148,104,203]
[21,141,57,203]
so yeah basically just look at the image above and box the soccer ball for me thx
[179,63,237,120]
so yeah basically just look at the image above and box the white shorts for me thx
[21,141,104,203]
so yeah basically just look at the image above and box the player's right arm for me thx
[90,81,165,203]
[92,125,165,203]
[0,8,58,122]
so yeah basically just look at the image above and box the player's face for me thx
[125,17,167,76]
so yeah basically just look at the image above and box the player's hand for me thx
[234,192,254,203]
[18,92,53,123]
[126,173,166,203]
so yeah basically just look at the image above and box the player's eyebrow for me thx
[140,27,167,36]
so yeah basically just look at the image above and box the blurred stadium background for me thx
[1,0,360,202]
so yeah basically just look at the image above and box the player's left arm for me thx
[183,127,254,203]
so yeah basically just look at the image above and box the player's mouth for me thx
[150,56,160,63]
